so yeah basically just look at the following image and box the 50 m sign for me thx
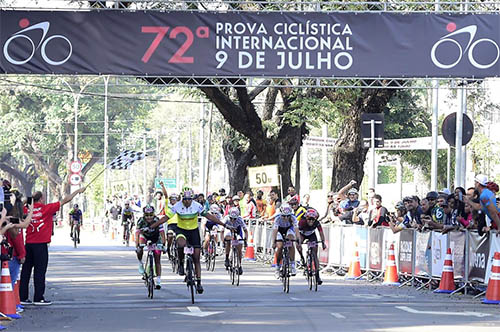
[248,165,279,188]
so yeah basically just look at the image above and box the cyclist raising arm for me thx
[298,209,327,285]
[271,204,300,277]
[223,207,248,274]
[135,205,164,289]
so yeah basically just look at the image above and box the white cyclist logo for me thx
[3,18,73,66]
[431,22,500,69]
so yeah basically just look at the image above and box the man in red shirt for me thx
[20,187,86,306]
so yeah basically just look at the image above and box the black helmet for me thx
[143,205,155,214]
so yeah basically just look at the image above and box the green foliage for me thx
[378,166,396,184]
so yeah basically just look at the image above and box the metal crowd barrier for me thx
[242,220,498,295]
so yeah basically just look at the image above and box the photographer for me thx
[388,201,409,233]
[352,200,370,226]
[20,186,86,306]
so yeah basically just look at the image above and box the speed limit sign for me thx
[70,160,83,174]
[248,164,279,188]
[69,173,82,186]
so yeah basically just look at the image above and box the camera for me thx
[9,217,20,224]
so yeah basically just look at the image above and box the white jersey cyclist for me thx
[273,211,299,241]
[223,215,247,240]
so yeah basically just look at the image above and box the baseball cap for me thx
[474,174,488,186]
[439,188,451,195]
[347,188,358,195]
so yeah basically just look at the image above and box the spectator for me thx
[255,190,267,217]
[368,194,389,228]
[285,186,299,203]
[232,195,241,213]
[20,186,86,306]
[320,191,339,223]
[264,189,280,220]
[465,174,500,232]
[440,197,460,234]
[289,198,306,222]
[420,191,445,230]
[352,200,370,226]
[454,187,467,218]
[340,187,360,212]
[223,196,232,216]
[458,201,474,229]
[367,187,376,211]
[237,191,246,212]
[243,193,257,219]
[302,194,311,209]
[388,201,409,233]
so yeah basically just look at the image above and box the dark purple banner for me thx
[1,11,499,78]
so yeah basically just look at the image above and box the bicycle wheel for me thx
[307,252,313,291]
[233,248,240,286]
[73,227,78,248]
[148,253,155,299]
[205,246,211,271]
[230,251,235,285]
[312,258,318,292]
[186,257,195,304]
[171,243,178,273]
[210,239,217,272]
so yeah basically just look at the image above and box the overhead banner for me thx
[1,11,500,78]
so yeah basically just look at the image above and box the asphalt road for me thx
[8,226,500,332]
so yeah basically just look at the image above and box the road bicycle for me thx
[123,223,131,247]
[303,240,322,292]
[72,222,81,249]
[280,239,295,293]
[226,229,244,286]
[169,232,178,274]
[205,229,218,272]
[184,245,196,304]
[142,241,157,299]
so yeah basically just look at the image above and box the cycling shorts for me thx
[300,232,318,243]
[176,227,201,248]
[139,233,161,246]
[224,227,243,240]
[277,226,295,241]
[167,223,179,234]
[205,222,218,232]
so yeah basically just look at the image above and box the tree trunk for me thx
[222,142,254,195]
[328,88,398,191]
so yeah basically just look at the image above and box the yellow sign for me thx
[78,151,92,164]
[248,165,279,188]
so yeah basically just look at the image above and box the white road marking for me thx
[395,306,491,318]
[331,313,346,319]
[172,306,224,317]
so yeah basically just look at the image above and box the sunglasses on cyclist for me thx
[306,217,316,221]
[183,198,193,201]
[144,213,154,217]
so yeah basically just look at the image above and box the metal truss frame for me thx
[3,0,500,14]
[0,74,486,90]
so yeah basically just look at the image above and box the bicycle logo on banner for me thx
[3,18,73,66]
[430,22,500,70]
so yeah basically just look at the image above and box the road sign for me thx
[78,151,92,164]
[69,173,82,186]
[154,178,176,189]
[361,113,384,148]
[70,160,83,173]
[248,165,279,188]
[381,136,448,150]
[441,112,474,147]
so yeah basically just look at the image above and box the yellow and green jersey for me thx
[170,201,206,230]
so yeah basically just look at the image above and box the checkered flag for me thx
[108,150,145,170]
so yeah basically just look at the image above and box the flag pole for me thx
[86,167,107,187]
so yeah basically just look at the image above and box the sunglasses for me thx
[183,198,193,201]
[327,195,333,198]
[306,217,316,221]
[144,213,154,217]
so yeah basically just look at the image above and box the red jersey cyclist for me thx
[297,209,327,285]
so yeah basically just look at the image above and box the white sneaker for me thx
[155,277,161,290]
[291,265,297,276]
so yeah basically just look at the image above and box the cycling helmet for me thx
[182,189,194,200]
[210,204,221,214]
[143,205,155,214]
[73,204,79,209]
[169,193,178,200]
[395,201,406,211]
[280,204,293,216]
[232,195,240,201]
[304,209,319,220]
[289,198,299,205]
[229,207,240,219]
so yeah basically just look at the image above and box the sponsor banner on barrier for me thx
[431,232,448,277]
[415,231,432,276]
[485,234,500,283]
[341,226,355,266]
[468,232,489,283]
[399,229,414,275]
[356,226,368,269]
[369,228,384,271]
[2,11,500,78]
[319,226,329,264]
[450,231,466,279]
[382,228,400,272]
[329,226,342,265]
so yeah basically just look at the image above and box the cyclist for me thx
[271,204,300,277]
[289,198,307,222]
[165,194,179,260]
[168,188,225,294]
[202,204,222,260]
[69,204,83,244]
[121,202,135,244]
[135,205,165,290]
[223,207,248,274]
[298,209,327,285]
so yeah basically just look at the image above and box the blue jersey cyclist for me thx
[69,204,83,242]
[271,204,301,277]
[223,207,248,274]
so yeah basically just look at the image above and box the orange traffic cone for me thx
[0,261,21,319]
[13,274,20,307]
[483,252,500,304]
[346,242,363,280]
[244,231,256,261]
[111,229,115,240]
[435,248,455,293]
[383,243,400,286]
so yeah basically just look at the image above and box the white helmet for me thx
[210,204,221,214]
[280,204,293,216]
[229,207,240,219]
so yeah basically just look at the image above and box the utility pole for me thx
[188,122,193,187]
[103,75,109,206]
[205,104,213,194]
[143,133,147,200]
[199,101,206,193]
